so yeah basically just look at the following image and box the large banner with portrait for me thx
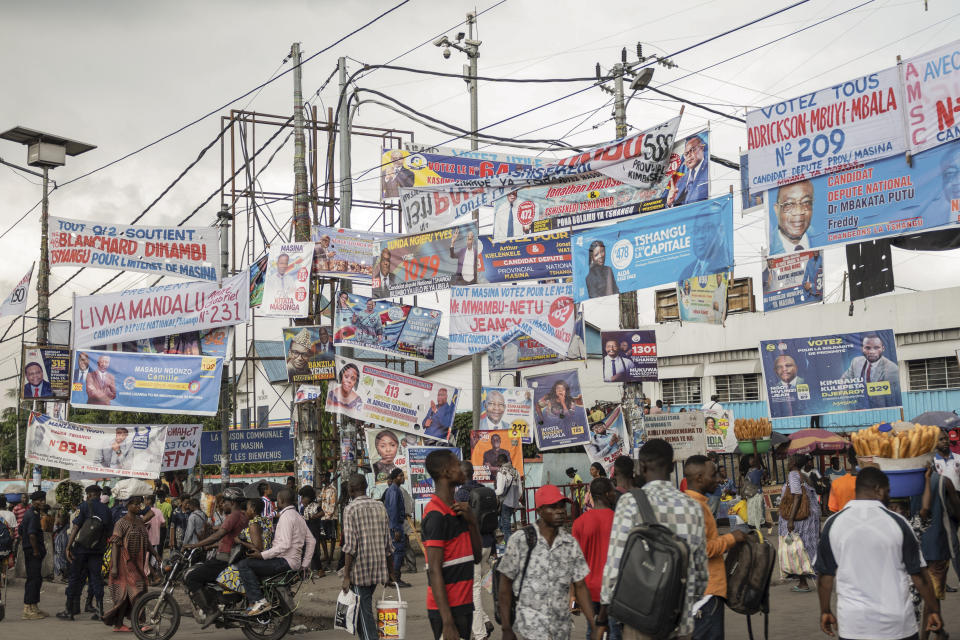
[901,39,960,155]
[281,326,336,384]
[333,292,441,361]
[82,423,203,475]
[474,232,572,283]
[325,356,461,443]
[409,445,463,502]
[599,330,658,383]
[572,195,734,303]
[70,350,223,416]
[260,243,313,317]
[746,67,905,195]
[762,251,824,312]
[311,226,396,282]
[469,429,524,484]
[642,412,706,460]
[766,140,960,256]
[760,329,902,419]
[488,312,586,372]
[49,217,220,281]
[479,386,535,444]
[677,272,730,324]
[584,405,630,476]
[22,345,70,401]
[526,369,590,451]
[703,408,737,454]
[26,413,166,479]
[364,426,413,488]
[371,221,480,298]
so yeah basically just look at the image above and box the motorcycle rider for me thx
[184,487,249,628]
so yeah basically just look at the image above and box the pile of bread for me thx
[851,423,939,459]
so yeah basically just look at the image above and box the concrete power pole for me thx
[337,56,357,479]
[38,167,51,345]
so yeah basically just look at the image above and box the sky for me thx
[1,0,959,398]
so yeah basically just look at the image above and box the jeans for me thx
[471,546,492,639]
[428,604,474,640]
[586,601,622,640]
[24,551,45,605]
[390,530,407,578]
[354,584,378,640]
[692,596,725,640]
[500,504,515,544]
[67,551,104,602]
[184,559,227,598]
[236,557,291,603]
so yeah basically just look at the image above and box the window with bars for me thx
[907,357,960,390]
[661,377,702,405]
[714,373,762,402]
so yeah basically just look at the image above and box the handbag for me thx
[778,533,813,577]
[334,588,359,634]
[779,486,810,521]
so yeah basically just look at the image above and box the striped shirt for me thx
[262,496,276,520]
[422,494,474,611]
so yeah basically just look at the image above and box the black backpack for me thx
[608,488,690,640]
[492,524,537,626]
[469,485,499,535]
[74,514,105,550]
[0,520,12,556]
[725,530,776,640]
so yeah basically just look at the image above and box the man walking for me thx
[20,490,48,620]
[383,467,411,588]
[58,485,112,621]
[455,461,495,640]
[573,478,622,640]
[612,456,635,494]
[341,474,395,640]
[319,472,338,568]
[495,453,521,543]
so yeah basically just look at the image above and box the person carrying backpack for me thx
[58,484,113,621]
[496,453,521,543]
[455,461,496,640]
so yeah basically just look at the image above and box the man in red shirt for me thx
[572,478,622,640]
[422,449,481,640]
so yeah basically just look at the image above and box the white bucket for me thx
[376,584,407,640]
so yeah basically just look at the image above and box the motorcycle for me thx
[131,548,302,640]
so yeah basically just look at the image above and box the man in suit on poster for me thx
[73,351,91,404]
[603,339,633,383]
[841,333,900,408]
[668,135,709,207]
[86,355,116,406]
[23,362,52,398]
[449,227,480,286]
[769,179,815,255]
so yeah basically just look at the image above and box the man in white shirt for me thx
[602,339,633,383]
[450,228,479,285]
[934,430,960,492]
[700,394,723,413]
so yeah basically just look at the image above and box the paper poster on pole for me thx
[479,386,535,444]
[526,369,590,451]
[364,426,413,488]
[642,412,706,460]
[260,243,313,317]
[333,292,441,361]
[0,264,32,318]
[901,39,960,155]
[469,429,524,484]
[371,221,479,298]
[584,405,630,476]
[762,251,824,311]
[281,326,336,383]
[677,272,730,324]
[703,409,737,454]
[21,345,70,401]
[409,446,462,502]
[598,330,657,383]
[312,226,397,281]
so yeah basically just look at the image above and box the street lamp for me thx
[0,126,95,345]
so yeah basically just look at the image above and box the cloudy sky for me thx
[1,0,959,395]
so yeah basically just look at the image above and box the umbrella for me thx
[912,411,960,430]
[242,480,286,500]
[787,428,848,455]
[771,431,790,446]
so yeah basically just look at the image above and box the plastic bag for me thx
[334,588,358,634]
[779,532,813,577]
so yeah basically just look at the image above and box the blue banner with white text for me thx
[200,427,295,465]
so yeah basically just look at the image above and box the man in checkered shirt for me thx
[594,439,708,640]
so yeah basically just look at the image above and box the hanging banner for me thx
[333,292,441,361]
[73,270,249,348]
[448,282,576,356]
[26,413,166,479]
[762,250,824,312]
[0,264,33,318]
[642,411,706,460]
[409,445,462,502]
[599,330,658,383]
[488,312,587,372]
[572,195,734,302]
[250,255,267,307]
[260,243,313,317]
[93,327,231,359]
[584,405,630,476]
[475,232,572,283]
[739,153,765,212]
[526,369,590,451]
[371,221,480,298]
[69,350,224,416]
[746,67,905,195]
[200,427,294,465]
[294,384,325,403]
[760,329,902,418]
[364,427,413,488]
[765,140,960,256]
[312,226,397,281]
[79,423,204,475]
[49,217,220,281]
[703,409,737,454]
[325,356,461,443]
[677,272,730,324]
[21,345,71,401]
[901,39,960,155]
[281,326,337,383]
[469,429,524,484]
[479,386,536,444]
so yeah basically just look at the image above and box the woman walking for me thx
[779,454,820,592]
[103,495,159,632]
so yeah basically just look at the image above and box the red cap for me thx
[949,430,959,442]
[534,484,571,508]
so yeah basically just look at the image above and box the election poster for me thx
[334,292,441,361]
[572,194,734,303]
[765,140,960,256]
[73,270,249,348]
[760,329,902,419]
[365,427,413,488]
[200,427,294,465]
[371,221,479,298]
[325,356,461,443]
[901,39,960,155]
[599,330,658,383]
[409,445,462,502]
[526,369,590,451]
[739,153,765,211]
[260,243,313,317]
[250,255,267,307]
[476,232,572,283]
[294,384,325,403]
[763,251,824,312]
[470,429,524,484]
[93,327,232,358]
[488,312,587,372]
[746,67,905,195]
[703,408,737,454]
[26,413,166,479]
[677,272,730,324]
[584,405,629,476]
[642,411,706,460]
[49,217,220,282]
[479,386,535,444]
[70,350,224,416]
[312,225,396,281]
[79,423,203,475]
[281,326,336,383]
[22,345,70,401]
[0,264,32,318]
[448,282,576,356]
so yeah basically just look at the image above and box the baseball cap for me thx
[534,484,571,508]
[949,430,959,442]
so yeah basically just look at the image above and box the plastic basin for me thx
[885,468,926,498]
[737,439,772,455]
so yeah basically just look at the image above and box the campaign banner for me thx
[599,330,657,383]
[739,153,765,212]
[584,405,629,476]
[200,427,294,465]
[409,445,462,501]
[746,67,905,194]
[22,345,70,401]
[677,272,730,324]
[334,292,441,361]
[642,411,706,460]
[0,264,32,318]
[73,270,249,348]
[365,426,414,488]
[901,39,960,155]
[50,217,220,281]
[526,369,590,451]
[281,326,336,383]
[325,356,461,443]
[572,195,734,303]
[475,232,572,283]
[371,222,479,298]
[70,350,223,416]
[469,429,524,484]
[762,251,824,312]
[703,409,737,454]
[93,327,232,359]
[312,226,397,281]
[764,140,960,256]
[760,329,902,418]
[294,384,325,403]
[260,243,313,317]
[160,423,203,471]
[448,282,576,356]
[479,386,535,444]
[488,312,586,372]
[26,413,165,479]
[250,255,267,307]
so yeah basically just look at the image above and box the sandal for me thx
[113,625,133,632]
[791,585,812,592]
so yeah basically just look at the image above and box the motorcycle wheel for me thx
[132,591,181,640]
[241,604,293,640]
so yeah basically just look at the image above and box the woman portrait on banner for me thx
[536,378,583,432]
[326,363,363,414]
[585,240,619,299]
[371,430,404,484]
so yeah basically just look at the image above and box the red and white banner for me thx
[901,39,960,155]
[260,243,313,317]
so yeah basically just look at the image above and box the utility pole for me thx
[217,204,232,484]
[337,56,357,479]
[38,167,51,345]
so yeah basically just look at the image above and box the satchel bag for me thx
[779,486,810,521]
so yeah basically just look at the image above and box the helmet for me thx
[222,487,245,503]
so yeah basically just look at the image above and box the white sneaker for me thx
[245,600,272,616]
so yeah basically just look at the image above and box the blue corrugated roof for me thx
[253,340,289,384]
